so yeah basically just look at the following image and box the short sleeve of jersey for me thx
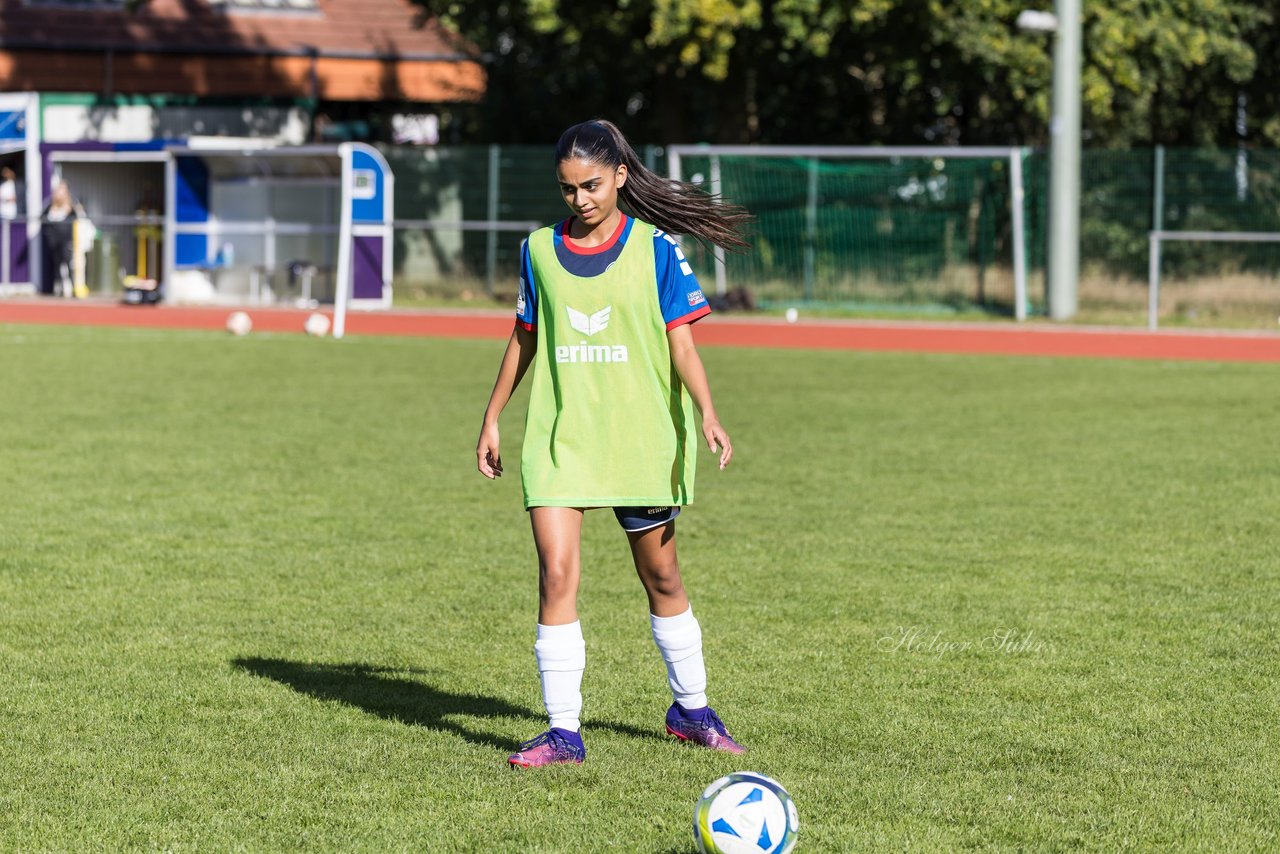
[516,239,537,330]
[653,228,711,330]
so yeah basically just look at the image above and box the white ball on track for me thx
[785,307,799,323]
[304,312,331,337]
[226,311,252,336]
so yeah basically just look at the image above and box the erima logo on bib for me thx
[558,305,628,364]
[567,305,611,336]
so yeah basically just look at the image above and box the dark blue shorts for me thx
[613,506,682,532]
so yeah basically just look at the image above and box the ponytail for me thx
[555,119,752,253]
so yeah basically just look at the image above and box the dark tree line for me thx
[416,0,1276,147]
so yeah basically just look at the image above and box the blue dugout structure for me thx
[31,137,391,336]
[165,142,393,337]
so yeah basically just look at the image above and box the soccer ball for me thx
[225,311,252,336]
[694,772,799,854]
[304,312,331,337]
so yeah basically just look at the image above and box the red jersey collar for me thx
[561,214,628,255]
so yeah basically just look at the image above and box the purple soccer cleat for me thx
[665,703,746,754]
[508,727,586,768]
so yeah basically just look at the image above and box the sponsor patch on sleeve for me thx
[687,289,706,306]
[516,287,526,315]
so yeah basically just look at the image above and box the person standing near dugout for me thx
[476,119,752,768]
[42,182,79,298]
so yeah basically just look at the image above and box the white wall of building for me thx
[42,104,309,145]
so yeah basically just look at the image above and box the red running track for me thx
[3,299,1280,363]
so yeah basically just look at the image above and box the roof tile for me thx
[0,0,471,59]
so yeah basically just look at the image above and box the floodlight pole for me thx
[1047,0,1081,320]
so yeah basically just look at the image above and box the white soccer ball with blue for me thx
[694,771,799,854]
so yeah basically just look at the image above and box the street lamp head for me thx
[1016,9,1059,33]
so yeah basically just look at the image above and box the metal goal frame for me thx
[1147,230,1280,330]
[667,145,1032,321]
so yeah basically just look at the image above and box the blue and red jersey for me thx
[516,214,710,332]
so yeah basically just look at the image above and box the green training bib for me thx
[520,220,698,508]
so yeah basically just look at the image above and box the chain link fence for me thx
[10,145,1277,321]
[359,145,1280,321]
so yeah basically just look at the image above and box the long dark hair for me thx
[555,119,752,252]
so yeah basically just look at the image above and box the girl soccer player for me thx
[476,119,752,768]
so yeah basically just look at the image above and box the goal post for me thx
[1147,230,1280,330]
[667,145,1032,320]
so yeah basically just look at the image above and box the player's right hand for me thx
[476,423,503,479]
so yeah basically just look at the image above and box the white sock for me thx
[535,621,586,732]
[650,606,708,710]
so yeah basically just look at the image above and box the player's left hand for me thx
[704,420,733,470]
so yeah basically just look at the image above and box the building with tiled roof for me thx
[0,0,485,298]
[0,0,484,106]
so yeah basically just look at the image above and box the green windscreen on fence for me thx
[379,144,1280,318]
[1036,148,1280,320]
[675,154,1018,311]
[380,146,564,299]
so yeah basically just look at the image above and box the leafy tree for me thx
[1078,0,1267,146]
[416,0,1275,146]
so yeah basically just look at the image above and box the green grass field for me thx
[1,323,1277,851]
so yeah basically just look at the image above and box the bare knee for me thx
[640,558,685,599]
[539,557,579,604]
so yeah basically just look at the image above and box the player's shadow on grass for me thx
[233,657,661,752]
